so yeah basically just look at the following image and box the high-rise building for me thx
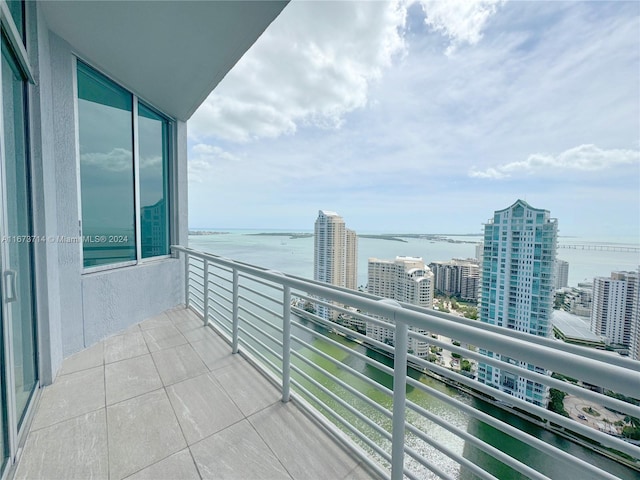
[475,243,484,264]
[313,210,357,319]
[345,228,358,290]
[590,270,639,359]
[429,259,480,301]
[477,200,557,406]
[367,257,434,357]
[554,259,569,289]
[558,282,592,317]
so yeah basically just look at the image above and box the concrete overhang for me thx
[40,1,289,121]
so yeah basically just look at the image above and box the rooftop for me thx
[14,307,374,480]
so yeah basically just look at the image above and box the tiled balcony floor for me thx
[15,307,375,480]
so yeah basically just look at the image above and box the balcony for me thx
[14,306,373,480]
[15,246,640,480]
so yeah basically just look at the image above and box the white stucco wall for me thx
[31,14,188,382]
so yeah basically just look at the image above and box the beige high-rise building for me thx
[313,210,358,319]
[554,259,569,289]
[591,270,639,359]
[367,256,434,357]
[346,228,358,290]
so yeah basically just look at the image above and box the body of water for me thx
[189,230,639,288]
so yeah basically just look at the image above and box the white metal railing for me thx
[173,245,640,480]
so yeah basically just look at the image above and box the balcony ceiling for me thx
[40,1,288,121]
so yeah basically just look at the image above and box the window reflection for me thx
[138,104,169,257]
[77,62,136,267]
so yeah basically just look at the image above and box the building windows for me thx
[77,61,171,268]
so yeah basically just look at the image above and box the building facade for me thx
[367,257,434,357]
[557,283,593,317]
[590,270,639,359]
[554,259,569,289]
[429,259,480,301]
[477,200,557,406]
[0,2,287,476]
[313,210,357,319]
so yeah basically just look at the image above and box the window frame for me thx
[73,57,175,274]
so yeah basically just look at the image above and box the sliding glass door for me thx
[1,35,37,429]
[0,29,37,478]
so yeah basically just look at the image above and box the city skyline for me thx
[187,1,640,238]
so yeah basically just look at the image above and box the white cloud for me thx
[419,0,505,54]
[469,144,640,179]
[188,0,507,144]
[188,144,241,182]
[189,1,408,143]
[81,148,132,172]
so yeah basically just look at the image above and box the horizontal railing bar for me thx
[405,401,549,480]
[238,292,283,320]
[209,279,233,296]
[239,272,285,293]
[291,379,394,470]
[292,273,639,372]
[237,324,282,364]
[290,334,394,398]
[209,268,233,281]
[403,441,455,480]
[237,336,282,376]
[173,245,637,397]
[408,357,640,460]
[237,311,283,348]
[291,349,392,415]
[206,307,231,327]
[212,320,232,339]
[208,296,232,316]
[291,321,396,380]
[404,377,622,480]
[237,303,284,334]
[238,285,283,310]
[188,261,204,271]
[189,271,205,281]
[190,297,203,310]
[402,302,640,372]
[291,364,392,441]
[291,307,397,357]
[410,336,640,420]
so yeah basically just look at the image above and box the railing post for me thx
[383,299,406,480]
[282,285,292,403]
[184,252,190,310]
[203,260,209,326]
[232,268,239,354]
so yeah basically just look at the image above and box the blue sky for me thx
[187,0,639,237]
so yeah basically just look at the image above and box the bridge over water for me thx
[558,244,639,252]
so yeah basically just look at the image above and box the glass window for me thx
[6,1,24,43]
[77,61,136,267]
[138,103,170,257]
[77,62,172,268]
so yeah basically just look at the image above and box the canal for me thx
[294,321,637,479]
